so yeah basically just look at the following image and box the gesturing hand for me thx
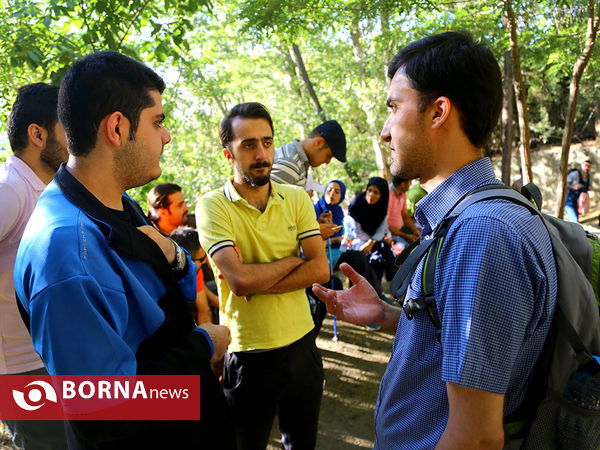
[311,263,383,326]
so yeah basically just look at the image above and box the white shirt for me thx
[0,154,46,373]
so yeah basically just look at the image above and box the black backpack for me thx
[391,184,600,449]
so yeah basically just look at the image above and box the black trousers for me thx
[224,331,324,450]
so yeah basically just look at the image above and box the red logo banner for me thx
[0,375,200,420]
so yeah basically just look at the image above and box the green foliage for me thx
[1,0,599,212]
[0,0,209,129]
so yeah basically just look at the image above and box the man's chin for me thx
[149,168,162,183]
[244,175,270,188]
[133,168,162,190]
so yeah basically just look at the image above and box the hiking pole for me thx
[327,237,338,342]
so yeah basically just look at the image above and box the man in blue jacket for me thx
[14,51,233,449]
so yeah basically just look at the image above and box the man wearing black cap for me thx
[271,120,346,189]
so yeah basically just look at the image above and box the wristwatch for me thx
[171,240,186,271]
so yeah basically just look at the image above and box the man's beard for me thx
[40,133,68,172]
[241,161,271,187]
[114,137,162,190]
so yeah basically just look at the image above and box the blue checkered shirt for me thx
[374,158,557,449]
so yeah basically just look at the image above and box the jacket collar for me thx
[54,164,176,284]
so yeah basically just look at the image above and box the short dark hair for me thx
[388,31,502,148]
[59,51,166,156]
[7,83,60,152]
[170,226,200,255]
[219,102,273,149]
[147,183,182,224]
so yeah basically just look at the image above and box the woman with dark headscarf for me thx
[338,177,397,290]
[345,177,389,251]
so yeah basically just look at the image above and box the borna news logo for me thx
[12,380,58,411]
[0,375,200,420]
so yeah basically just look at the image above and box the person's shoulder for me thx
[0,162,28,201]
[274,141,301,160]
[200,185,226,199]
[450,199,551,253]
[198,185,229,206]
[273,182,306,199]
[17,207,88,296]
[22,183,109,257]
[0,177,26,215]
[457,198,534,222]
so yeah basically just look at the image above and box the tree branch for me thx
[79,0,96,52]
[291,43,326,122]
[117,0,153,49]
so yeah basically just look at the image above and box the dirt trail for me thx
[268,316,395,450]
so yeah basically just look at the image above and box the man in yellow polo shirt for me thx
[197,102,329,450]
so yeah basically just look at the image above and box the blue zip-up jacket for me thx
[14,165,234,449]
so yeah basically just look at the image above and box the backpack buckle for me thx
[402,297,426,320]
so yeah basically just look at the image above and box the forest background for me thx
[0,0,599,217]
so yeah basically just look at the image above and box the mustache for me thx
[249,161,271,169]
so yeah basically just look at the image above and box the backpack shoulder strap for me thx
[407,185,541,338]
[390,237,437,301]
[445,184,540,220]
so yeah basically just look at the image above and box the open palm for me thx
[312,263,383,325]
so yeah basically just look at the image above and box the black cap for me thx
[315,120,346,163]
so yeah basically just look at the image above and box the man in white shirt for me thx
[1,83,68,449]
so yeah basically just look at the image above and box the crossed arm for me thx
[211,235,329,297]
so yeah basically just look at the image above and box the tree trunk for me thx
[502,51,515,186]
[505,0,533,185]
[350,22,391,180]
[196,70,228,116]
[555,0,599,218]
[379,12,395,67]
[291,43,327,122]
[276,45,305,102]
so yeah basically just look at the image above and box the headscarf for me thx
[314,180,346,226]
[348,176,389,236]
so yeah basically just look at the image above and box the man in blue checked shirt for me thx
[313,31,557,449]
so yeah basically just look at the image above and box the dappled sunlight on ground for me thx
[268,315,396,450]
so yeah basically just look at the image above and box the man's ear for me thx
[103,112,129,147]
[158,207,169,219]
[223,148,234,163]
[431,96,452,129]
[313,136,326,150]
[26,123,48,149]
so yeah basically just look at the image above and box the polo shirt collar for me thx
[222,176,284,209]
[415,157,501,236]
[8,154,46,192]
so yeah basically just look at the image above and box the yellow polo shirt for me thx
[196,178,320,352]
